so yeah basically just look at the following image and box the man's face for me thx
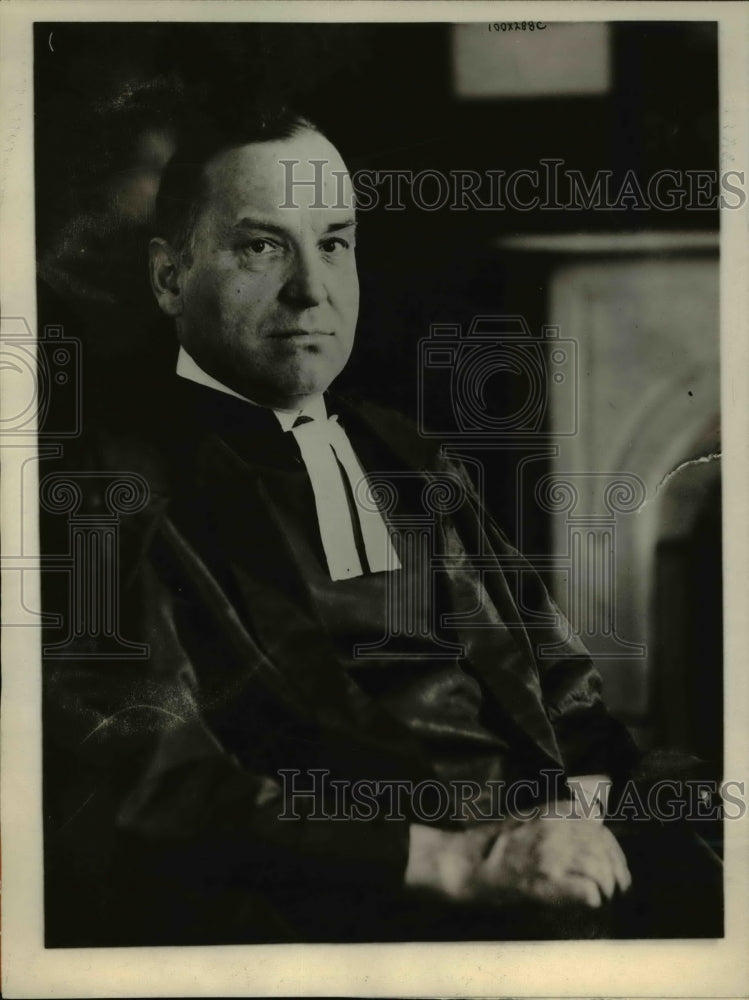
[171,130,359,409]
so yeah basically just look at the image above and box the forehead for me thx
[202,131,355,222]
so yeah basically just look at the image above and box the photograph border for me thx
[1,1,748,997]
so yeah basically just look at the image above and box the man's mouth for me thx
[270,329,334,339]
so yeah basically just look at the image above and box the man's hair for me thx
[153,104,320,259]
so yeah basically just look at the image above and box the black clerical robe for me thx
[43,381,640,946]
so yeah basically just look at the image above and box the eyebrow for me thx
[228,217,357,238]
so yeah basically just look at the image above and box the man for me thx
[43,108,720,945]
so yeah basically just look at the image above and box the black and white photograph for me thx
[1,2,748,996]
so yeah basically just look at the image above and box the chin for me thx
[285,363,344,398]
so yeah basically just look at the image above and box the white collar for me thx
[176,346,326,430]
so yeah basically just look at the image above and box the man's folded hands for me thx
[405,800,631,909]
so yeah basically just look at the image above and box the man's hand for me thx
[405,800,631,909]
[482,799,631,907]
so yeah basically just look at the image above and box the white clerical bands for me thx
[290,415,401,581]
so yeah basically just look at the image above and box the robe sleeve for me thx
[443,455,640,781]
[43,537,410,946]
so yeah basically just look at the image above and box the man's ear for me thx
[149,238,184,318]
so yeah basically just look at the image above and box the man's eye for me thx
[240,238,278,255]
[320,237,353,255]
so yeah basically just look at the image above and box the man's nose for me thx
[280,246,327,309]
